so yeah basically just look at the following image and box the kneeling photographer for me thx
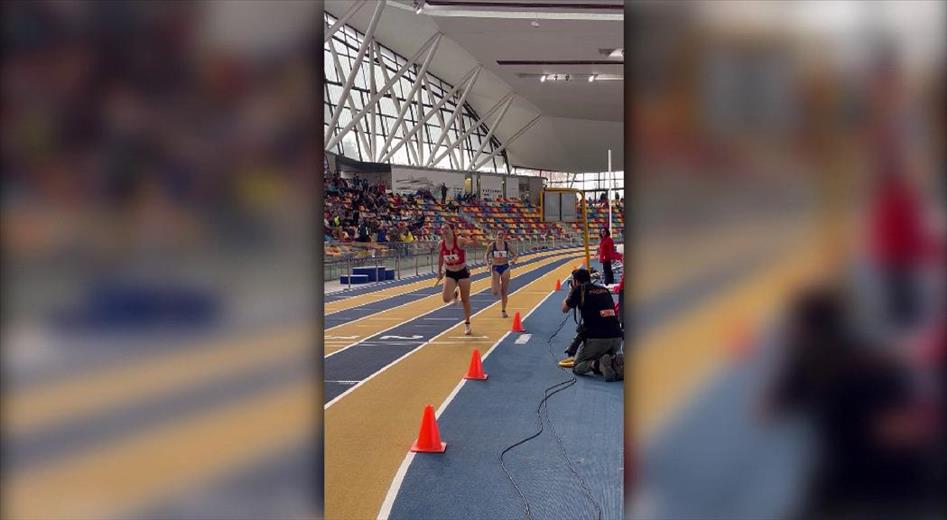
[560,267,623,381]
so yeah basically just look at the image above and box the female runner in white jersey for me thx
[485,229,518,318]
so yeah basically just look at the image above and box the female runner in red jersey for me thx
[436,224,475,335]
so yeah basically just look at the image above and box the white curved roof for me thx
[325,0,623,173]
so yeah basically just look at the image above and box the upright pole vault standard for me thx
[581,197,591,269]
[608,149,613,237]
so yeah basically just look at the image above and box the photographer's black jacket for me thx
[565,283,622,339]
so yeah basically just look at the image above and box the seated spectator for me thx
[357,222,370,242]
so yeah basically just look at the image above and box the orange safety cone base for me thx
[410,440,447,453]
[464,373,488,381]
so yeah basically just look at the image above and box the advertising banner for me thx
[506,177,520,199]
[478,174,503,201]
[561,191,578,222]
[390,166,465,198]
[543,191,561,222]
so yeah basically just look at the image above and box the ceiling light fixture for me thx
[540,74,573,82]
[588,74,596,82]
[530,19,540,28]
[609,48,623,58]
[413,0,424,14]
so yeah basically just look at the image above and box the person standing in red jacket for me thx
[598,228,617,285]
[869,171,927,329]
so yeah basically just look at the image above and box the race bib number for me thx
[444,254,460,263]
[599,309,616,318]
[493,250,508,258]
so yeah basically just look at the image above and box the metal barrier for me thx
[324,236,586,290]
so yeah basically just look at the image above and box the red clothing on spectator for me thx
[870,175,925,268]
[598,236,616,263]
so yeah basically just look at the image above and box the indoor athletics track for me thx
[2,214,820,520]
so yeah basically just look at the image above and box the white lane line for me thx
[376,288,560,520]
[324,305,450,359]
[325,256,577,409]
[358,342,426,347]
[515,334,532,344]
[428,341,496,345]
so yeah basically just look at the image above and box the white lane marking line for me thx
[450,336,489,339]
[515,334,532,344]
[358,342,426,347]
[380,335,424,340]
[324,336,359,340]
[324,252,577,358]
[422,318,458,321]
[429,341,495,345]
[326,258,578,409]
[324,304,450,359]
[325,380,360,385]
[376,288,559,520]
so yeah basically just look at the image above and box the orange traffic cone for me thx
[464,349,488,380]
[727,321,754,362]
[410,405,446,453]
[511,311,526,333]
[555,279,561,291]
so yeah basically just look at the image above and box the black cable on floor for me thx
[541,317,603,520]
[498,310,604,520]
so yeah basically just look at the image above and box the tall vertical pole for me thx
[607,149,613,237]
[581,194,591,269]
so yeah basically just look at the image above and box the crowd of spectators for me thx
[324,171,437,246]
[3,1,314,267]
[323,171,624,252]
[323,169,622,250]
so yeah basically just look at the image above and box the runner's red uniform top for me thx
[440,240,466,268]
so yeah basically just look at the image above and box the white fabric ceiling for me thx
[324,0,624,172]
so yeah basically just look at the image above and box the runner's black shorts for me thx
[445,267,471,281]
